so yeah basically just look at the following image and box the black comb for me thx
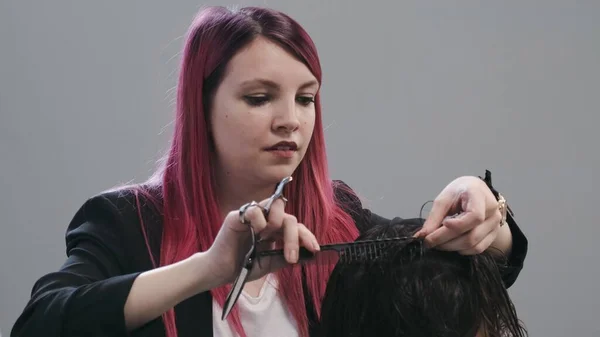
[256,237,420,265]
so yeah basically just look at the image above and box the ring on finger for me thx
[264,195,288,215]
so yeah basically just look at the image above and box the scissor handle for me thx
[262,176,293,216]
[222,176,294,321]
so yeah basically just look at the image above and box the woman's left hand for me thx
[416,175,512,256]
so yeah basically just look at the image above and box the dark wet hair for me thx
[318,218,528,337]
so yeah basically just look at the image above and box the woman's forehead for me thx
[222,37,318,89]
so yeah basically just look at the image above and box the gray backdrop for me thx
[1,1,598,336]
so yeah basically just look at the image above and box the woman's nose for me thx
[272,99,300,133]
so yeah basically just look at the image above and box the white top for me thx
[212,274,299,337]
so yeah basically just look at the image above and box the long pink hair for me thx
[134,6,360,337]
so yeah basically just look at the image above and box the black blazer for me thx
[11,180,528,337]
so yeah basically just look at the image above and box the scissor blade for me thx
[221,267,250,320]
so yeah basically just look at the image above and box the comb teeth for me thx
[337,237,419,264]
[338,241,388,263]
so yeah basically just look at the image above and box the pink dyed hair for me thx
[134,6,360,337]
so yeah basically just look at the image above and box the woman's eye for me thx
[244,95,314,107]
[297,96,315,106]
[244,95,269,106]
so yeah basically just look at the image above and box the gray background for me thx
[1,0,598,336]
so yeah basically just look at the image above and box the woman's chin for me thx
[262,166,298,183]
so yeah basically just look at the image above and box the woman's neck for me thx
[215,172,277,218]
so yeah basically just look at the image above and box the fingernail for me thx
[414,230,427,239]
[313,240,320,251]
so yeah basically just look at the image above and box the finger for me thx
[435,213,500,252]
[253,199,285,240]
[281,214,300,263]
[242,202,268,233]
[444,209,486,233]
[419,191,459,237]
[422,224,460,248]
[297,223,320,252]
[251,223,318,279]
[425,205,494,248]
[421,213,468,247]
[260,198,286,238]
[459,227,499,255]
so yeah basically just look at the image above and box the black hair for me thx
[318,218,527,337]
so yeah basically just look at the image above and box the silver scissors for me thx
[221,176,293,320]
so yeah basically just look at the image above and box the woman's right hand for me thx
[205,196,321,287]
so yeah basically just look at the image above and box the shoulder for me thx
[332,180,392,233]
[65,184,163,270]
[332,180,361,210]
[68,185,160,232]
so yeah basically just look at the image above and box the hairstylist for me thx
[11,6,528,337]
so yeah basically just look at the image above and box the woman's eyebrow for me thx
[238,78,318,90]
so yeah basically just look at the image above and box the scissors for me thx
[221,176,293,320]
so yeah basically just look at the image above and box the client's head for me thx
[318,218,527,337]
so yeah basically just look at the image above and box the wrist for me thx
[187,252,226,294]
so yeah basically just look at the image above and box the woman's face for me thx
[209,36,318,187]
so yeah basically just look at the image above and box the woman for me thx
[11,6,528,337]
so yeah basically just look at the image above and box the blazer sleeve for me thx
[496,214,528,288]
[332,179,529,289]
[11,193,146,337]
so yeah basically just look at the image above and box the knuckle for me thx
[467,233,480,248]
[286,238,299,246]
[433,197,446,208]
[285,214,298,223]
[227,210,240,221]
[472,243,486,254]
[242,209,256,224]
[473,212,485,223]
[444,221,461,231]
[249,205,263,217]
[250,212,265,226]
[275,198,286,208]
[426,239,439,248]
